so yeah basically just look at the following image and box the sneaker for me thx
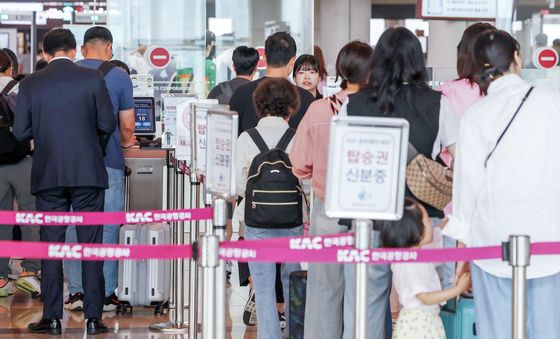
[64,292,84,311]
[279,311,286,330]
[243,286,257,326]
[103,293,122,312]
[0,279,15,298]
[14,272,41,299]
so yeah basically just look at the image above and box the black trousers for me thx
[36,187,105,320]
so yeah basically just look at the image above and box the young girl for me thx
[381,199,471,339]
[293,54,322,99]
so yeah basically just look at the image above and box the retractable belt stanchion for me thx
[214,198,227,339]
[353,219,372,339]
[504,235,531,339]
[150,158,188,333]
[189,172,202,338]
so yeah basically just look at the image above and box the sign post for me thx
[325,116,409,339]
[201,109,238,339]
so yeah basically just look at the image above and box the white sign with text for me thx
[419,0,496,19]
[206,110,238,197]
[325,116,409,220]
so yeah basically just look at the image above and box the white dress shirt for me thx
[444,73,560,279]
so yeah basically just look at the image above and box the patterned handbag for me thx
[406,143,452,211]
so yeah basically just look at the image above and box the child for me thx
[381,199,471,339]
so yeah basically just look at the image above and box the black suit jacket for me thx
[14,58,115,194]
[229,77,315,135]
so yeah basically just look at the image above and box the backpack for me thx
[98,61,116,77]
[216,81,234,104]
[244,128,303,229]
[0,80,31,165]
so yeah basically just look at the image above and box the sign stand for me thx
[325,116,409,339]
[353,219,372,339]
[200,110,238,339]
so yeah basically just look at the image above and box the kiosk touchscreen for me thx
[133,97,156,136]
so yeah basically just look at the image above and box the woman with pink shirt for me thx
[439,23,496,290]
[289,41,373,339]
[440,22,496,166]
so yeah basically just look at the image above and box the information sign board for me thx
[206,110,238,197]
[161,94,195,149]
[325,116,409,220]
[192,103,229,174]
[417,0,496,20]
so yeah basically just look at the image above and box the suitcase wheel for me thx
[154,305,164,316]
[117,303,133,315]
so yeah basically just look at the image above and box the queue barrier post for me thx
[213,198,228,339]
[504,235,531,339]
[200,227,219,339]
[150,158,188,333]
[353,219,372,339]
[189,172,202,338]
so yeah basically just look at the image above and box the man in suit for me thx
[229,31,315,135]
[13,28,115,335]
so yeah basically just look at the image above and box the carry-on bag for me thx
[118,222,171,315]
[440,295,477,338]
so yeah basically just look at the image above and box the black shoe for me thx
[86,318,108,335]
[103,293,122,312]
[28,318,62,335]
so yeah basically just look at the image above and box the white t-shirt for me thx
[392,262,442,311]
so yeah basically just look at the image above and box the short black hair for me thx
[336,41,373,89]
[111,60,131,75]
[43,28,77,56]
[380,199,424,248]
[232,46,259,76]
[84,26,113,44]
[2,48,18,76]
[253,78,300,119]
[0,50,12,73]
[35,59,48,72]
[265,32,297,67]
[292,54,320,78]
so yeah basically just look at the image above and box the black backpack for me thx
[0,80,31,165]
[244,128,303,229]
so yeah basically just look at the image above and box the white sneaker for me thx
[14,273,41,299]
[0,279,15,298]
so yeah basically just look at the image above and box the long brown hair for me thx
[313,45,328,79]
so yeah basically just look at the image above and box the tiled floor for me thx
[0,263,258,338]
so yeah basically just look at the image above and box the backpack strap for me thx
[247,128,269,153]
[1,80,17,95]
[327,94,343,115]
[97,61,116,77]
[219,81,234,98]
[276,128,295,152]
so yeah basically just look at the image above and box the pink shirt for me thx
[290,91,350,200]
[440,79,483,215]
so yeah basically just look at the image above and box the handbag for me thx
[406,143,453,210]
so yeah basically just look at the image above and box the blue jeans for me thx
[343,229,392,339]
[472,264,560,339]
[245,226,303,339]
[65,167,124,297]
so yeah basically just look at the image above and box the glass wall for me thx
[107,0,313,113]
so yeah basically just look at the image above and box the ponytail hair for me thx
[473,30,520,94]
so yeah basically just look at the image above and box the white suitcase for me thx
[118,223,171,315]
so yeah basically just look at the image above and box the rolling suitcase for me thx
[288,270,307,339]
[440,296,477,338]
[118,222,171,315]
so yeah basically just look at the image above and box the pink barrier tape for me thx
[0,240,193,261]
[532,242,560,255]
[0,208,213,226]
[219,233,506,264]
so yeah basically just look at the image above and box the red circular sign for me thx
[534,48,558,69]
[148,47,171,69]
[256,46,267,70]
